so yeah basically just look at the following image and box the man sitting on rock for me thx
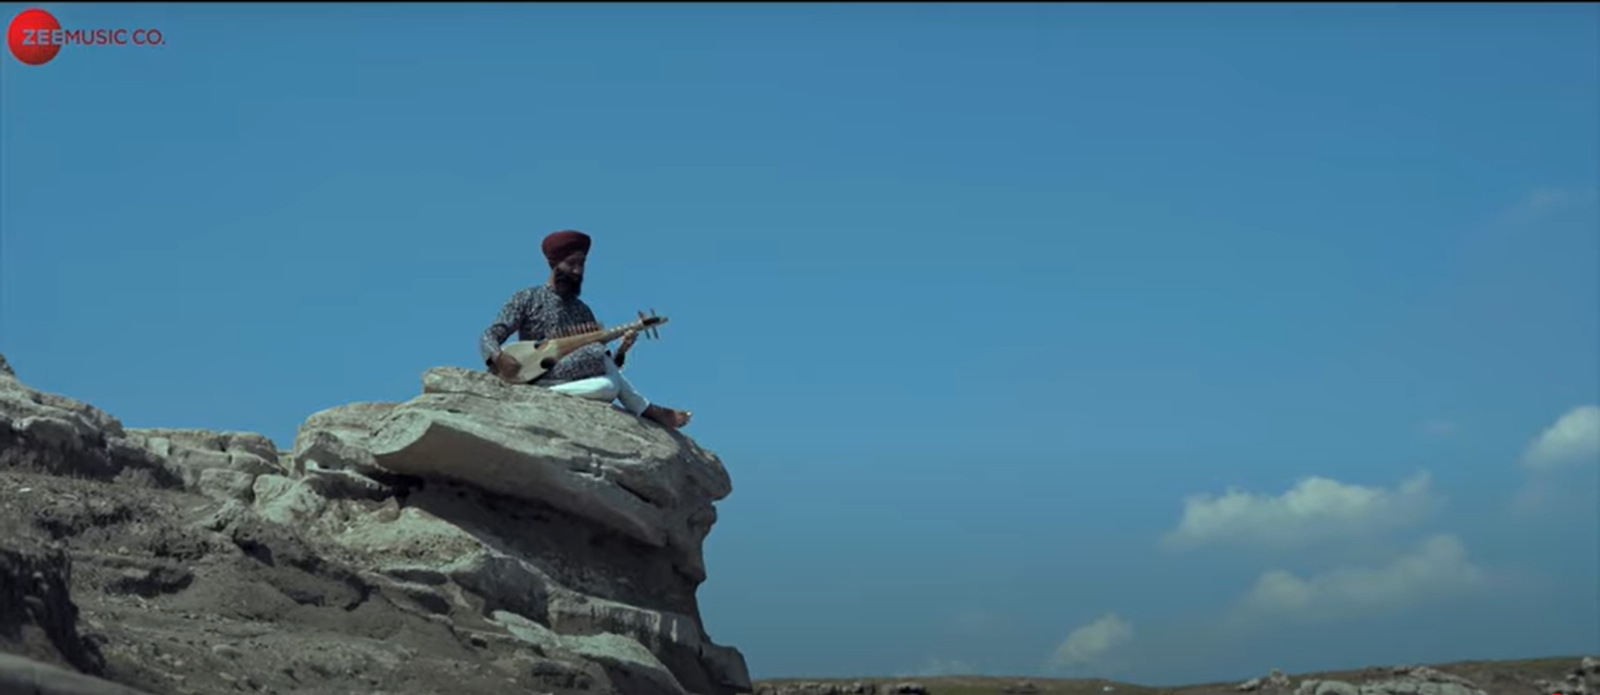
[478,230,693,430]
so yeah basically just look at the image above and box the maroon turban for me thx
[541,230,591,266]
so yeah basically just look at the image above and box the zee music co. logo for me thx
[6,8,165,66]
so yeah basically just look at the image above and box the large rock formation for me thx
[0,355,750,695]
[1294,667,1489,695]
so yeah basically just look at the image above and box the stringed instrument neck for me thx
[544,311,668,359]
[547,323,636,355]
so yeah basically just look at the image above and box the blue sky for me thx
[3,2,1597,685]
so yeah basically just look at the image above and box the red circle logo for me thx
[7,8,62,66]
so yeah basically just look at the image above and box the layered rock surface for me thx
[1295,667,1491,695]
[0,356,750,695]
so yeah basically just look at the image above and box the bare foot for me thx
[642,404,692,430]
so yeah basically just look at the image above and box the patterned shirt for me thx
[479,284,612,386]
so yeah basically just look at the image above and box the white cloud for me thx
[1519,405,1600,472]
[1511,406,1600,517]
[1161,472,1442,551]
[1050,613,1133,669]
[1236,534,1488,618]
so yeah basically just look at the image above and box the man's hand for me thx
[493,351,522,381]
[613,330,640,368]
[617,330,639,355]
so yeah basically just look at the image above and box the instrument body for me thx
[499,310,667,384]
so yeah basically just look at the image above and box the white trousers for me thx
[547,357,651,415]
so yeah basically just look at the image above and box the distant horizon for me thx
[4,2,1596,684]
[752,651,1594,687]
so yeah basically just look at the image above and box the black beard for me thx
[552,272,583,298]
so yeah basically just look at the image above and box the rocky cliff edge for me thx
[0,354,751,695]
